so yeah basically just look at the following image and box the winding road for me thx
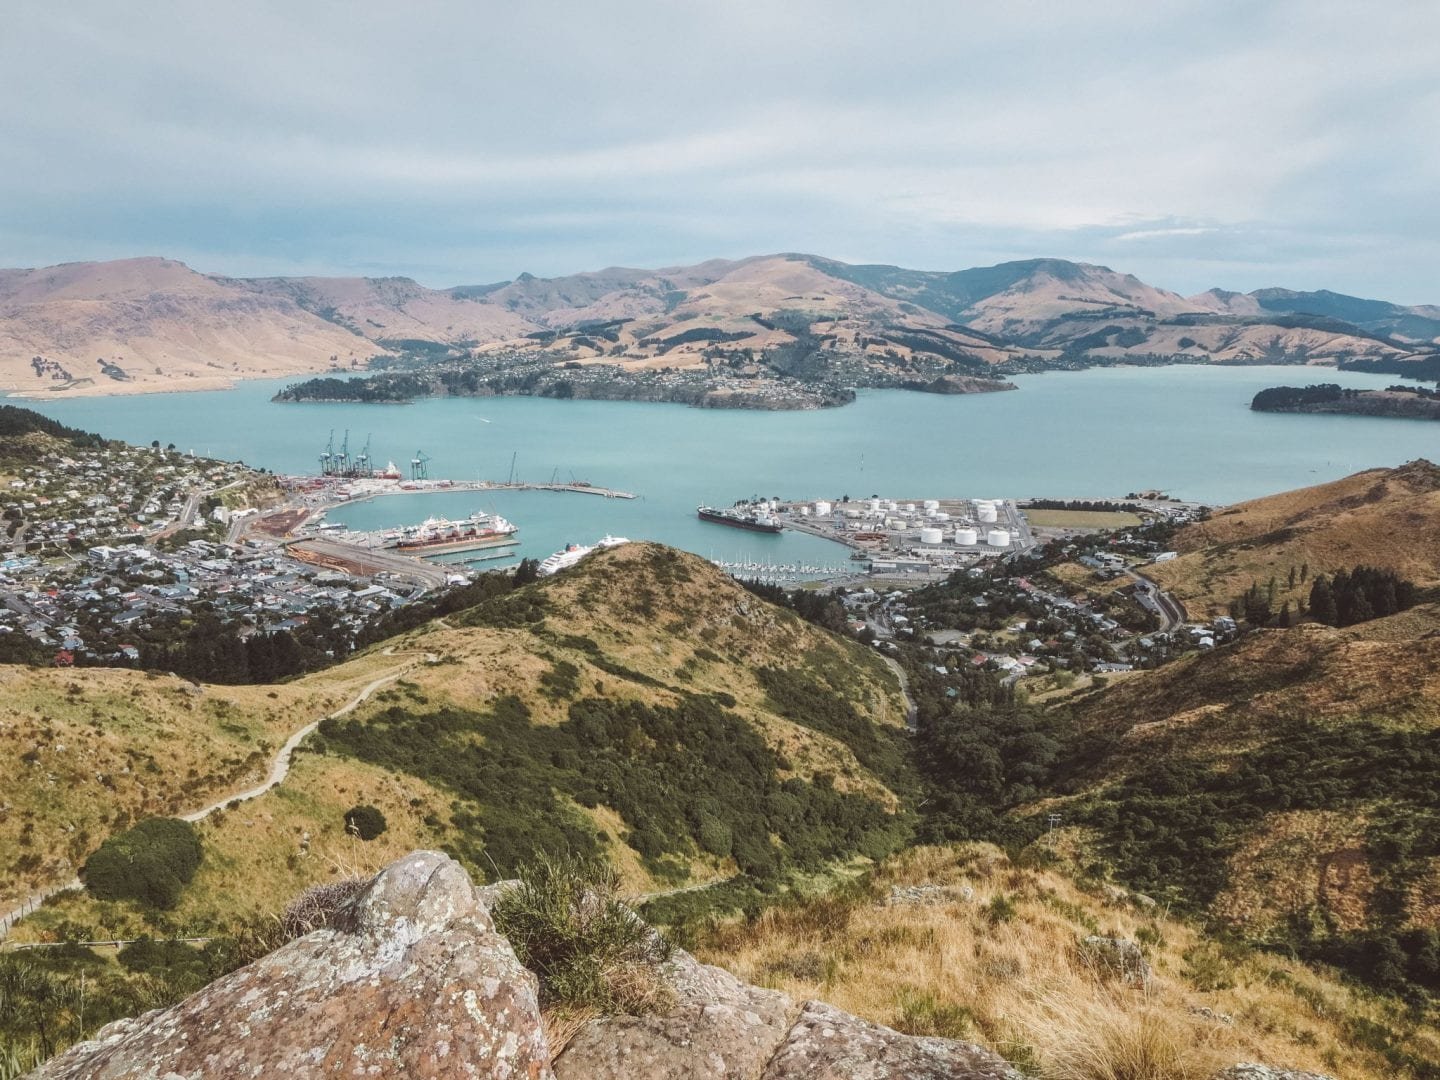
[1,661,418,941]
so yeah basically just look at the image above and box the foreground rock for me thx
[25,851,1316,1080]
[30,852,552,1079]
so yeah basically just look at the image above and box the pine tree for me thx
[1309,577,1338,625]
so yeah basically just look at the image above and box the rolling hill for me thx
[4,543,912,933]
[4,252,1438,398]
[1146,458,1440,616]
[1046,603,1440,996]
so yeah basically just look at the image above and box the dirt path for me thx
[178,667,411,824]
[1,662,416,941]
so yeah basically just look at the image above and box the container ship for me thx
[696,502,783,534]
[383,512,518,556]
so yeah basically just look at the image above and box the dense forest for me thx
[0,405,108,451]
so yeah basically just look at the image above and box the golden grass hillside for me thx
[0,647,432,915]
[10,543,913,939]
[1045,607,1440,941]
[1149,459,1440,616]
[695,844,1440,1079]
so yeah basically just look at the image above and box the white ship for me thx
[537,535,630,576]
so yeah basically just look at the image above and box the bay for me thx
[15,365,1435,565]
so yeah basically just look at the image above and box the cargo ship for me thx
[383,512,518,556]
[697,502,783,534]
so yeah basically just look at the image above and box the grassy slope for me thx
[695,844,1440,1079]
[1048,605,1440,937]
[10,543,910,937]
[1148,459,1440,616]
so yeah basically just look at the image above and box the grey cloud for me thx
[2,0,1437,301]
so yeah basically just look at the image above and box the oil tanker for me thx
[696,503,783,534]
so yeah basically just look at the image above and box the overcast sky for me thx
[4,0,1437,300]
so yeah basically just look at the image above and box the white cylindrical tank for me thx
[987,528,1010,548]
[904,502,916,513]
[868,497,882,512]
[923,499,940,511]
[955,527,979,546]
[814,500,832,517]
[933,512,950,522]
[978,504,999,523]
[884,500,898,511]
[799,506,811,517]
[919,527,944,545]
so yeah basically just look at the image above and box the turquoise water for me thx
[17,366,1436,563]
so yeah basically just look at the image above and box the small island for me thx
[1251,383,1440,420]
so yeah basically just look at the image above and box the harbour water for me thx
[17,365,1435,565]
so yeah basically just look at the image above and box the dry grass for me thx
[694,845,1437,1078]
[1149,460,1440,616]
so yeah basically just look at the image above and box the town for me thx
[0,437,440,672]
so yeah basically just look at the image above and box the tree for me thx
[1241,583,1272,626]
[344,805,387,841]
[1309,577,1338,626]
[83,818,202,910]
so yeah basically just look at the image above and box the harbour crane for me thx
[354,434,372,476]
[319,430,335,477]
[337,430,351,476]
[411,450,431,481]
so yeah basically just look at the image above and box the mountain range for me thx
[3,253,1437,397]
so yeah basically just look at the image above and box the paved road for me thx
[1,662,416,940]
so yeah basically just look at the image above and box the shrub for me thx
[343,805,387,841]
[492,853,672,1014]
[82,818,202,910]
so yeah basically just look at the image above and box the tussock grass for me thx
[492,853,672,1016]
[693,844,1438,1079]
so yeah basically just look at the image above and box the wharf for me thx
[474,481,637,499]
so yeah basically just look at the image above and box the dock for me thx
[474,481,637,499]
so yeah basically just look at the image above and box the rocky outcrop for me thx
[24,851,1339,1080]
[761,1001,1021,1080]
[29,851,1027,1080]
[1210,1067,1335,1080]
[29,851,553,1080]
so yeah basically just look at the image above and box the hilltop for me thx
[1146,459,1440,616]
[4,253,1438,401]
[5,543,911,932]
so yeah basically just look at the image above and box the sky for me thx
[3,0,1438,301]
